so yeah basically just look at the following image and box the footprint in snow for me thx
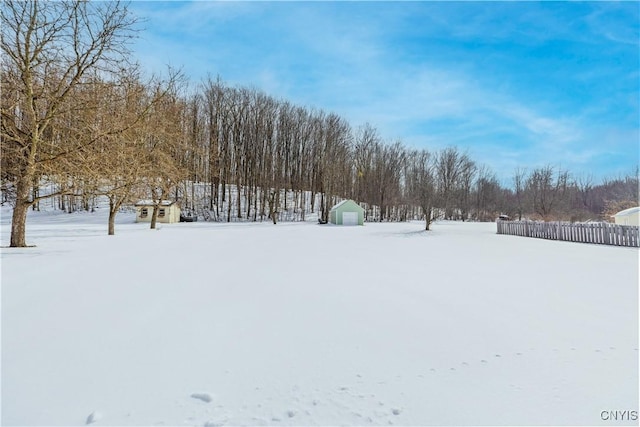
[85,411,102,425]
[286,410,296,418]
[191,393,213,403]
[480,360,487,363]
[391,408,402,416]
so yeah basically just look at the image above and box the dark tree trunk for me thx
[150,205,160,229]
[108,210,117,235]
[226,185,232,222]
[108,199,117,235]
[10,202,30,247]
[269,190,278,224]
[10,177,32,247]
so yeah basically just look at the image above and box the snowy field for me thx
[1,207,638,426]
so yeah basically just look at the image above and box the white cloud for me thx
[128,1,638,182]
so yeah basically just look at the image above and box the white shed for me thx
[612,207,640,226]
[135,200,181,223]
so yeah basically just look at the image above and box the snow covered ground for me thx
[1,207,638,426]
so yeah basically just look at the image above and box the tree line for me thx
[2,0,638,247]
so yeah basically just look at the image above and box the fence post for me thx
[556,221,561,241]
[623,226,629,247]
[580,224,584,243]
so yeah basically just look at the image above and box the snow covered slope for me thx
[1,209,638,426]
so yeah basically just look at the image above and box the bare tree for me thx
[370,141,405,221]
[92,74,172,235]
[353,123,379,207]
[142,89,189,230]
[527,165,569,220]
[436,147,468,219]
[1,0,138,246]
[474,165,500,221]
[455,156,476,221]
[406,150,438,230]
[512,167,527,220]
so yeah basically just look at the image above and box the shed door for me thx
[342,211,358,225]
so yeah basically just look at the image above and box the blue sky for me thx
[129,1,639,184]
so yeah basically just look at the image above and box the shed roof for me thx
[135,200,177,207]
[613,206,640,217]
[330,199,364,212]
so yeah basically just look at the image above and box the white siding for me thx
[614,207,640,226]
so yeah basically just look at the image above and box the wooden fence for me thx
[496,220,639,247]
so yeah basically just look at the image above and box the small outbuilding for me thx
[135,200,181,224]
[329,199,365,226]
[612,206,640,226]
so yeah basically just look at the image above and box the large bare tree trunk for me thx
[108,199,118,236]
[108,211,117,235]
[10,178,31,247]
[150,205,160,229]
[10,205,29,247]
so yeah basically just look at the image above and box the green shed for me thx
[329,199,365,225]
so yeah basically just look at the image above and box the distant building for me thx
[329,199,365,226]
[135,200,181,224]
[612,207,640,226]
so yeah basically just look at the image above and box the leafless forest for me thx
[1,1,638,247]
